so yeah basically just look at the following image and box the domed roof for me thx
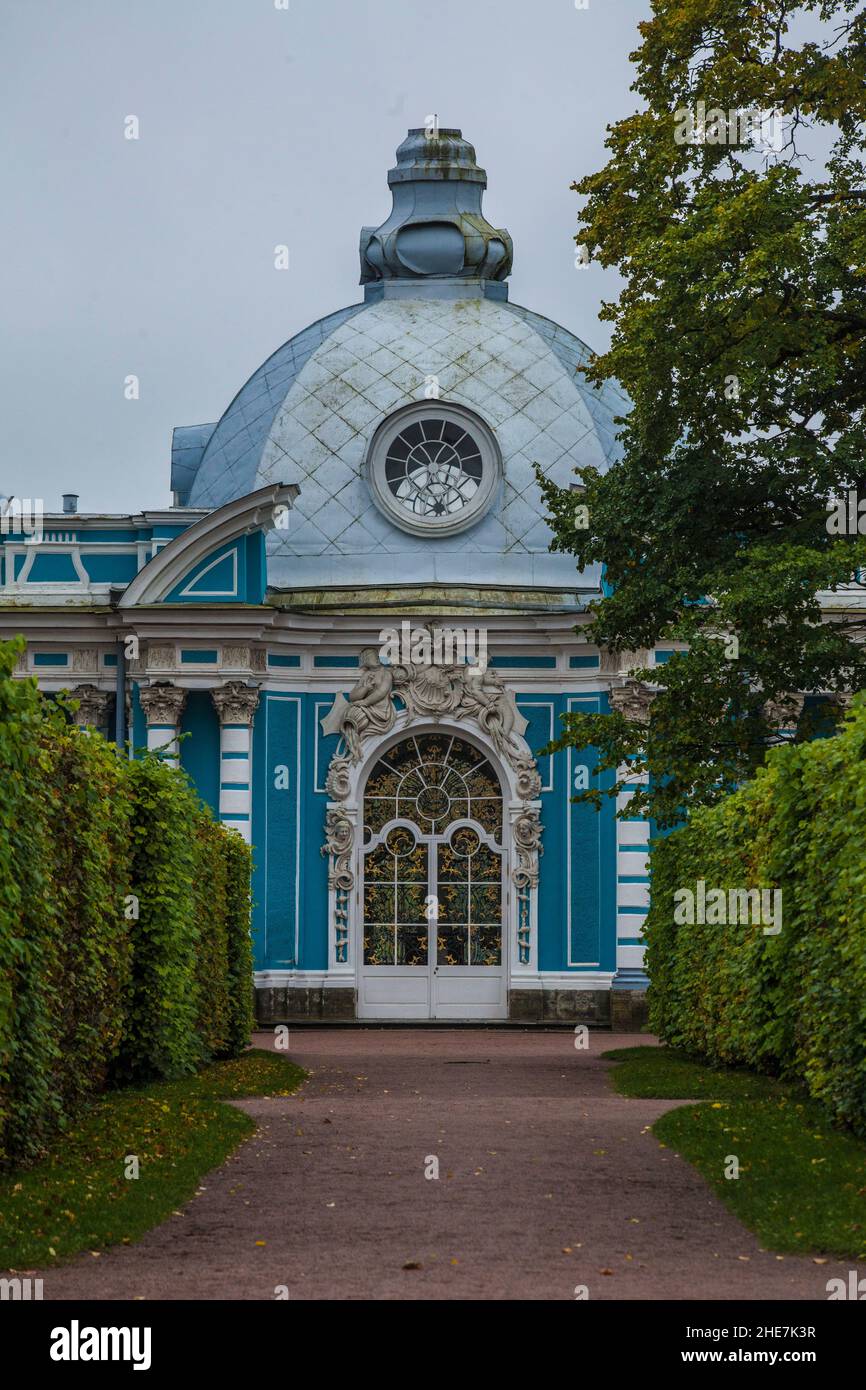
[177,129,627,594]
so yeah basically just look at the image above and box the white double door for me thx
[358,823,507,1020]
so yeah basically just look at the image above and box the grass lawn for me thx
[604,1046,866,1260]
[0,1048,306,1269]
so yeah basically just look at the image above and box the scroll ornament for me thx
[320,649,543,964]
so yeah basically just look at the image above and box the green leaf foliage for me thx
[194,815,231,1061]
[221,829,254,1060]
[540,0,866,825]
[646,696,866,1135]
[111,757,203,1086]
[0,639,255,1166]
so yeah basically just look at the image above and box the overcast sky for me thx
[1,0,646,514]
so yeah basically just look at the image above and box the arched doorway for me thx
[358,731,507,1019]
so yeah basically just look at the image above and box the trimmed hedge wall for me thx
[0,640,254,1166]
[645,696,866,1137]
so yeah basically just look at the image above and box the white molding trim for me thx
[510,971,616,990]
[119,482,299,608]
[255,970,354,989]
[253,968,616,991]
[178,545,239,598]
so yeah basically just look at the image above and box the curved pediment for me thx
[118,482,299,608]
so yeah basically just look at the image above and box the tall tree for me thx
[541,0,866,826]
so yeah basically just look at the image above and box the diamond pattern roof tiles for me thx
[187,295,628,587]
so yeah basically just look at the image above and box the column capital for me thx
[609,679,656,722]
[139,682,188,725]
[69,683,112,728]
[211,681,260,726]
[763,692,805,730]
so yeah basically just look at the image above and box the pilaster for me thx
[211,681,260,844]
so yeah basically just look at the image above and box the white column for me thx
[138,683,187,767]
[615,770,650,975]
[609,680,654,985]
[211,681,260,843]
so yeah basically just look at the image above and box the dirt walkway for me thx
[30,1029,864,1300]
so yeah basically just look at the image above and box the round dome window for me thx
[365,403,502,537]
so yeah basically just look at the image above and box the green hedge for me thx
[645,697,866,1136]
[223,830,255,1058]
[194,816,231,1061]
[0,639,254,1166]
[111,758,203,1086]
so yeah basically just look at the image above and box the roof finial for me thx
[359,127,513,294]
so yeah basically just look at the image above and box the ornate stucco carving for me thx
[512,808,543,891]
[72,647,99,674]
[322,807,354,884]
[145,644,176,672]
[217,645,267,673]
[320,649,543,967]
[830,691,854,712]
[325,756,352,801]
[321,649,397,761]
[513,755,542,801]
[763,693,806,729]
[600,647,652,677]
[321,808,354,964]
[211,681,260,726]
[320,647,531,772]
[221,645,251,669]
[69,683,112,728]
[512,807,543,967]
[139,682,187,726]
[609,679,656,723]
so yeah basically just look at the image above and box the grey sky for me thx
[2,0,645,514]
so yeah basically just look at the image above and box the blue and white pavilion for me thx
[1,129,654,1026]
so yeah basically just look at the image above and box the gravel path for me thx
[29,1029,863,1300]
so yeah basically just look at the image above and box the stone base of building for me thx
[254,982,649,1027]
[256,986,357,1024]
[610,988,650,1032]
[507,988,611,1025]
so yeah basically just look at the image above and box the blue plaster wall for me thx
[251,693,308,971]
[86,554,139,584]
[248,687,618,978]
[131,683,146,754]
[179,693,220,815]
[525,693,616,974]
[161,533,267,604]
[24,553,79,582]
